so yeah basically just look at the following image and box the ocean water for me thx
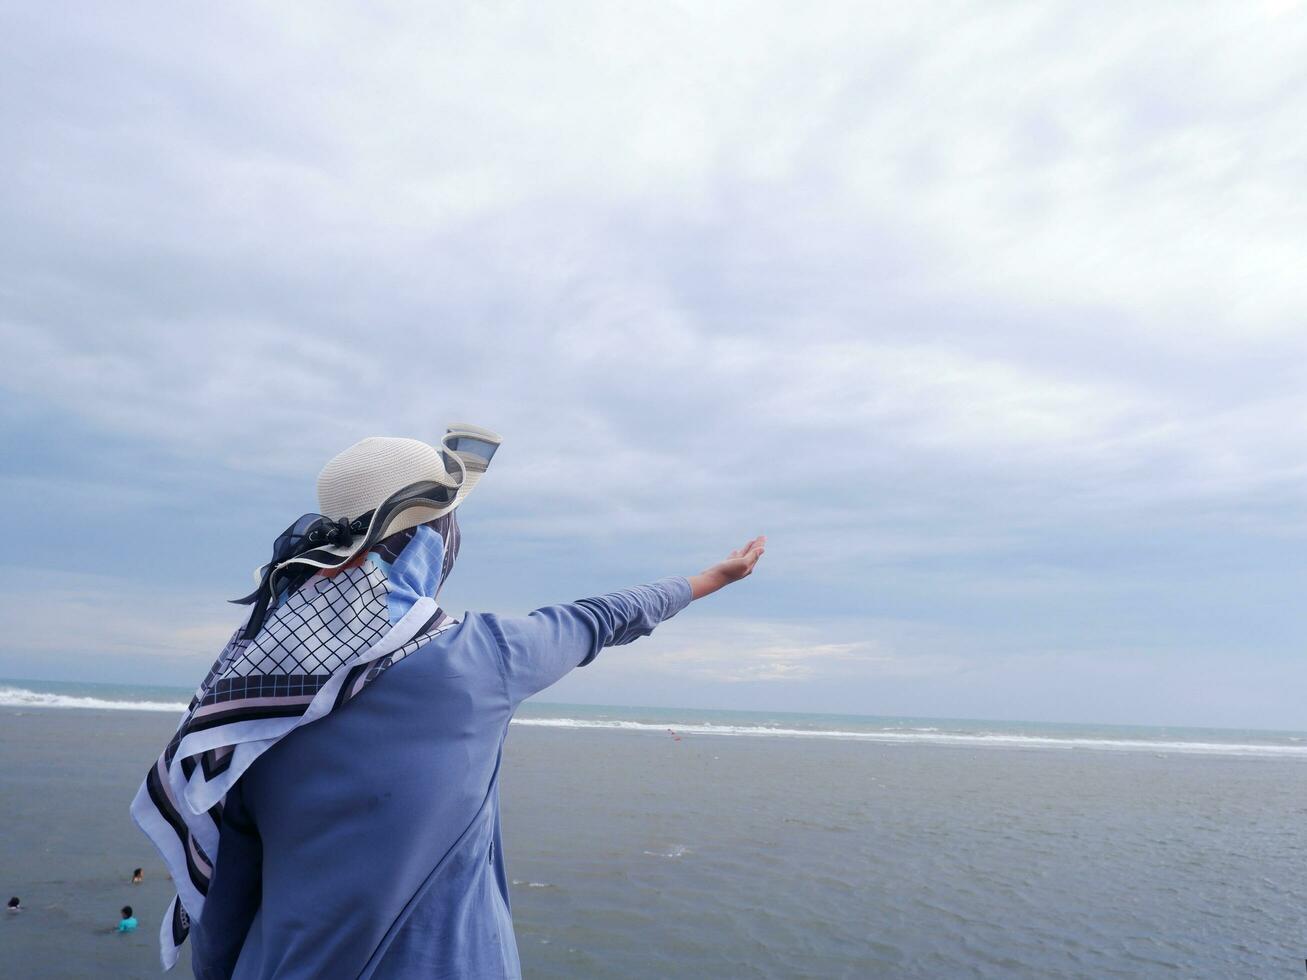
[1,679,1304,978]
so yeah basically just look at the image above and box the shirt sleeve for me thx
[490,575,693,706]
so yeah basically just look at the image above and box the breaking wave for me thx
[0,686,187,713]
[3,685,1302,758]
[509,716,1307,758]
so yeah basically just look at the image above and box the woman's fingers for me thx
[736,537,765,577]
[719,536,766,579]
[736,538,762,558]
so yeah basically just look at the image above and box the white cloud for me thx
[3,0,1305,724]
[567,616,969,685]
[0,570,241,663]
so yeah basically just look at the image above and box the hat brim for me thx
[252,424,498,586]
[306,466,484,564]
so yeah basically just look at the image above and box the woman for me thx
[132,425,764,978]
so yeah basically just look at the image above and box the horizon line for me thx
[2,676,1303,737]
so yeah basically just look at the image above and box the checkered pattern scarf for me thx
[130,515,459,970]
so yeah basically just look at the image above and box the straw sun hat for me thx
[310,423,500,562]
[237,423,501,631]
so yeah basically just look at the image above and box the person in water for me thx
[118,906,138,933]
[131,868,143,884]
[6,897,19,913]
[132,426,765,977]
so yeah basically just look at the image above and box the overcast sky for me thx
[2,2,1305,728]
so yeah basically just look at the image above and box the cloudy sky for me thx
[3,2,1305,728]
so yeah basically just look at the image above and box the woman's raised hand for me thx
[688,535,766,600]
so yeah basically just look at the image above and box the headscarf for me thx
[131,512,461,970]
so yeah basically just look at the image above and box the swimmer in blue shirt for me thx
[117,906,138,933]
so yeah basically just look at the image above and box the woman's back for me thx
[194,580,693,979]
[216,614,509,979]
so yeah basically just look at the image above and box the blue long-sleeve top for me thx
[189,575,693,980]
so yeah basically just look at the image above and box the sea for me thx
[1,678,1304,978]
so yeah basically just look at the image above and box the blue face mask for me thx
[369,512,461,625]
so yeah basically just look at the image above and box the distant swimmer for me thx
[131,868,143,884]
[6,897,19,913]
[117,906,138,933]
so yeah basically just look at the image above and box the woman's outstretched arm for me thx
[489,535,767,706]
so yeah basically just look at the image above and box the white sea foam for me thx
[510,717,1307,758]
[2,685,1301,759]
[0,686,187,714]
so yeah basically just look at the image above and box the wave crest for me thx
[3,686,1302,758]
[509,716,1307,758]
[0,686,187,713]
